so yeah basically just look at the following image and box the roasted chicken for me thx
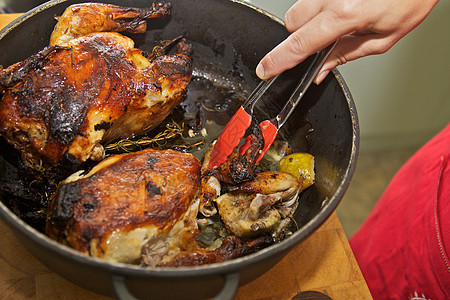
[46,149,202,265]
[200,126,302,238]
[49,2,172,46]
[45,148,280,267]
[0,2,192,165]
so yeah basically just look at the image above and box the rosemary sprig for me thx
[23,154,46,172]
[104,120,194,153]
[150,36,183,60]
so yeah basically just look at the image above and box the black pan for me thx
[0,0,359,299]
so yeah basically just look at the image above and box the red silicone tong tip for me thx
[209,106,252,169]
[239,120,278,163]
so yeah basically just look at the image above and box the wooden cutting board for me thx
[0,13,21,29]
[0,13,372,300]
[0,213,372,299]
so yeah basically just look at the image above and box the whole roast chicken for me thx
[0,2,192,165]
[46,149,203,266]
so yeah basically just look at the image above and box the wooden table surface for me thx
[0,13,372,300]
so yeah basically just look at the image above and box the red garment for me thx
[350,122,450,300]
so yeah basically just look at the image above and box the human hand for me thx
[256,0,439,84]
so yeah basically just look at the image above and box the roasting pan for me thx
[0,0,359,299]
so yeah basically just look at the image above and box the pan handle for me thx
[215,272,240,300]
[110,272,240,300]
[111,274,139,300]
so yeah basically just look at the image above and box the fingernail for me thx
[256,63,265,79]
[314,70,330,85]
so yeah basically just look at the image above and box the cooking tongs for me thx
[209,41,338,169]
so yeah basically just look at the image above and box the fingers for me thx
[283,0,324,33]
[312,33,397,84]
[256,0,439,82]
[255,0,331,80]
[256,11,351,80]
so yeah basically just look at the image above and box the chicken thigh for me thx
[0,2,191,165]
[216,171,301,238]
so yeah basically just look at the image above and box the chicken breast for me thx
[46,149,201,265]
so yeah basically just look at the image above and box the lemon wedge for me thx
[277,153,315,189]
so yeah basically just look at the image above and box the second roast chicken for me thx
[0,2,192,165]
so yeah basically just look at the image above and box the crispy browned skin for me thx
[197,125,265,216]
[157,235,273,267]
[46,149,201,259]
[0,32,191,165]
[50,2,172,45]
[0,2,191,165]
[213,125,264,184]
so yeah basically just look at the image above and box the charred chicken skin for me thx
[49,2,172,46]
[46,149,202,265]
[0,2,192,165]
